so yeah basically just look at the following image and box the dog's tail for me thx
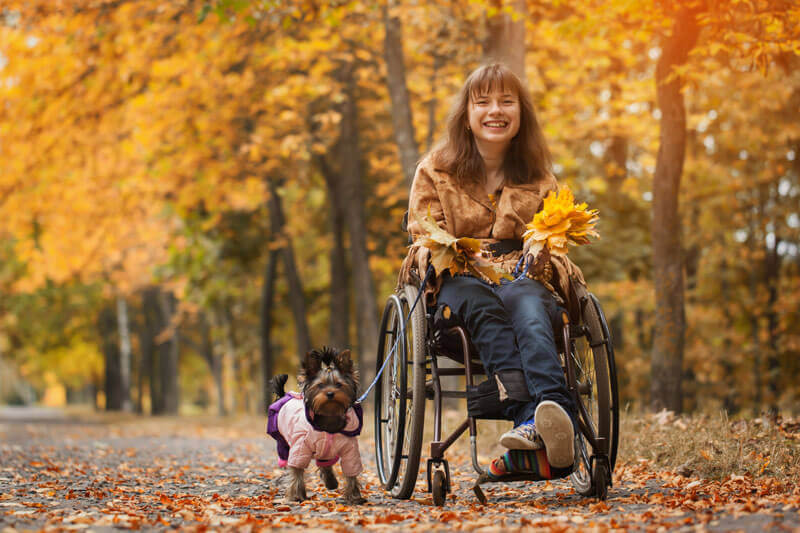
[270,374,289,400]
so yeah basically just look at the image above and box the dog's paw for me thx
[342,476,364,504]
[284,493,306,503]
[284,487,307,502]
[319,467,338,490]
[343,494,367,505]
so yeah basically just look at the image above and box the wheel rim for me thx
[374,294,407,488]
[569,328,597,494]
[390,288,421,496]
[569,294,612,495]
[571,432,592,493]
[388,284,427,499]
[590,294,619,471]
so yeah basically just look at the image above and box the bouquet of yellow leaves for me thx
[523,186,599,259]
[521,186,598,290]
[414,209,511,284]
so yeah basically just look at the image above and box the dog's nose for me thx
[326,391,334,399]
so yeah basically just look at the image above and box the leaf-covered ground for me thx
[1,407,799,531]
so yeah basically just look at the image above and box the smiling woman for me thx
[399,62,587,469]
[426,63,553,195]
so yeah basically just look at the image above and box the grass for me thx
[618,409,800,481]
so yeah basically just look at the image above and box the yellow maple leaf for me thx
[413,208,510,284]
[523,186,599,257]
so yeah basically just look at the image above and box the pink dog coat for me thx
[267,393,363,477]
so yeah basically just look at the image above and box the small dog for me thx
[267,347,365,504]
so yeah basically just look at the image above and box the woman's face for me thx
[467,86,521,149]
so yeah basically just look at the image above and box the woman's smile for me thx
[468,88,521,149]
[483,120,509,129]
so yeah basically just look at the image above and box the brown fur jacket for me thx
[398,155,586,308]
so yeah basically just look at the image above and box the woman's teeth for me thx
[484,121,507,128]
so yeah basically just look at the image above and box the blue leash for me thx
[356,265,433,404]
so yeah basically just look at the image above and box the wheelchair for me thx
[373,261,619,506]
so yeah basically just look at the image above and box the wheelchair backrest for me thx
[402,211,412,245]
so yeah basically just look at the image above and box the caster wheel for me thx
[593,462,608,500]
[432,469,447,506]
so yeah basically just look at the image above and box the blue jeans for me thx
[437,274,575,426]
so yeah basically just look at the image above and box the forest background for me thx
[1,0,799,419]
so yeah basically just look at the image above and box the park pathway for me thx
[1,407,797,531]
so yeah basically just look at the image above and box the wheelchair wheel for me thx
[373,283,426,499]
[432,469,447,506]
[568,288,619,498]
[374,292,407,488]
[590,293,620,472]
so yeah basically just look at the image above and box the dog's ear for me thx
[300,349,322,384]
[334,349,354,376]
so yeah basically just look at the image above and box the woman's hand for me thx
[524,246,552,281]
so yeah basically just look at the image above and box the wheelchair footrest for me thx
[477,471,560,484]
[478,449,574,484]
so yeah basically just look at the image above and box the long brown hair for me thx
[430,63,552,186]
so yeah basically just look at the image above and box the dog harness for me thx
[266,393,363,475]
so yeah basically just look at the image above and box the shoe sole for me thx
[535,401,574,468]
[499,432,542,450]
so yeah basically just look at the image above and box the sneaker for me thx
[499,420,544,450]
[535,400,574,468]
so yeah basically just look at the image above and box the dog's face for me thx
[300,347,359,432]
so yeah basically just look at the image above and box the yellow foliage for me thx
[523,186,599,257]
[42,372,67,407]
[414,209,510,284]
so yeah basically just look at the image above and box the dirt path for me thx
[1,408,797,531]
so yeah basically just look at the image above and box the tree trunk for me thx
[200,312,226,416]
[649,8,699,413]
[116,295,133,412]
[260,248,279,413]
[141,288,161,415]
[220,303,239,413]
[99,305,122,411]
[317,154,351,349]
[764,197,781,417]
[719,258,738,414]
[605,57,628,196]
[749,270,762,416]
[337,64,380,384]
[130,296,145,414]
[157,290,180,415]
[267,179,312,357]
[383,1,419,187]
[483,0,526,80]
[135,351,144,414]
[426,53,443,152]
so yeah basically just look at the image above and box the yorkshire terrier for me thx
[266,347,366,504]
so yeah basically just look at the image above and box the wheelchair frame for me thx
[373,273,619,505]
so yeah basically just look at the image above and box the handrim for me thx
[569,288,616,496]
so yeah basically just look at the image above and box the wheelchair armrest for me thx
[567,275,590,325]
[401,211,413,245]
